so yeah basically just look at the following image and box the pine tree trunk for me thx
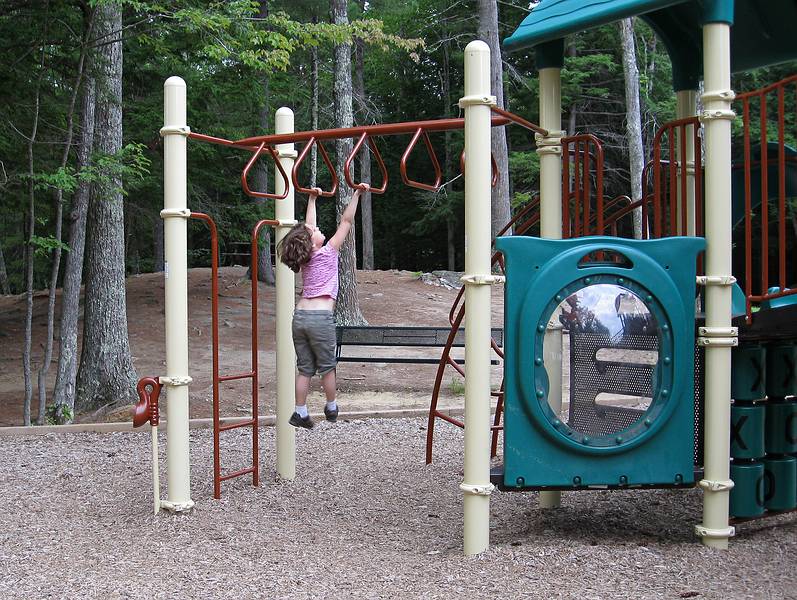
[477,0,511,239]
[0,241,9,295]
[331,0,365,326]
[53,75,96,424]
[442,37,457,271]
[310,14,319,188]
[567,41,578,136]
[23,9,48,426]
[252,0,275,285]
[75,1,137,413]
[153,217,164,272]
[36,13,92,424]
[620,18,644,238]
[354,36,374,271]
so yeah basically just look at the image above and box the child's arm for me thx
[304,187,321,227]
[328,185,365,250]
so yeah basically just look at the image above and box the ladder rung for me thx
[219,372,255,382]
[219,418,256,432]
[219,466,255,482]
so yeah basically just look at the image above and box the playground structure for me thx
[133,0,797,556]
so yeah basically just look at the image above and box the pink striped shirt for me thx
[301,243,339,300]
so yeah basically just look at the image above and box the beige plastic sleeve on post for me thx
[160,76,194,513]
[537,66,563,510]
[274,107,297,481]
[460,40,494,556]
[697,23,736,549]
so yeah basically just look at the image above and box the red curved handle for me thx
[292,137,338,197]
[344,132,388,194]
[400,128,442,191]
[133,377,162,428]
[241,142,290,200]
[459,149,499,188]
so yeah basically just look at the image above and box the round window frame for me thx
[527,273,676,454]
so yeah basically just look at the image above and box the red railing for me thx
[736,74,797,320]
[648,117,703,239]
[562,134,605,238]
[425,197,540,464]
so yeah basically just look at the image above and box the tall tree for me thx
[619,18,644,238]
[0,242,9,294]
[477,0,511,238]
[252,0,275,285]
[354,24,374,270]
[75,0,137,412]
[330,0,365,325]
[36,8,93,424]
[52,72,96,424]
[22,3,49,426]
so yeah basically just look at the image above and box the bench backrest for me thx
[335,326,504,348]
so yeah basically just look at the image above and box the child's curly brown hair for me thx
[276,223,313,273]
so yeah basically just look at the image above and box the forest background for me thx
[1,0,793,427]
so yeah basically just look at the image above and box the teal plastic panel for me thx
[504,0,797,85]
[503,0,689,52]
[495,236,705,488]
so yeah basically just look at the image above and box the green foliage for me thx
[29,235,71,258]
[448,377,465,396]
[45,403,73,425]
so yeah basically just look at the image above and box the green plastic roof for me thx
[504,0,797,89]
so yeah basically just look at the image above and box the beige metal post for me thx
[459,40,495,555]
[676,90,698,236]
[274,107,297,480]
[537,66,564,509]
[159,77,194,512]
[151,424,160,514]
[696,23,736,549]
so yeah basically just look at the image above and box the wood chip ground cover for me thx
[1,418,795,599]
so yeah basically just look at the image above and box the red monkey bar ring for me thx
[292,137,339,197]
[344,132,388,194]
[241,142,291,200]
[400,128,442,191]
[459,149,499,188]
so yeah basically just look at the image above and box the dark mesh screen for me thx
[567,332,656,435]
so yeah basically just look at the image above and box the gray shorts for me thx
[292,310,337,377]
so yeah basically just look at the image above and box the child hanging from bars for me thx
[276,184,365,428]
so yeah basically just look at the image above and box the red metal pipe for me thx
[778,85,786,290]
[189,212,222,498]
[250,218,279,488]
[760,97,769,298]
[743,99,753,320]
[233,116,519,147]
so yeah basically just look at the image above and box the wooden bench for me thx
[335,325,503,365]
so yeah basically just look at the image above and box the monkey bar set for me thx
[132,43,530,553]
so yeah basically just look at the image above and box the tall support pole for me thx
[677,90,698,236]
[696,18,737,549]
[160,76,194,512]
[275,107,297,480]
[536,44,565,509]
[460,40,495,555]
